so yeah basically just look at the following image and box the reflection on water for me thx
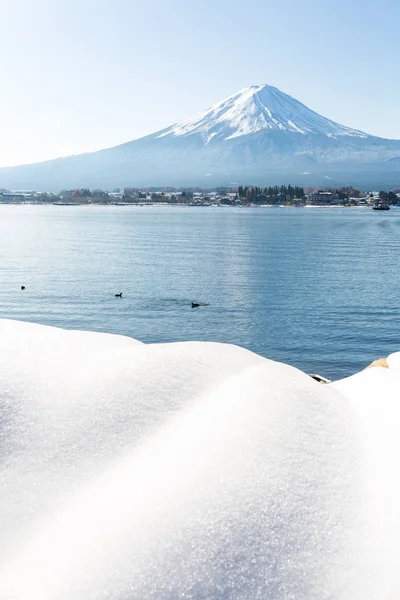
[0,205,399,379]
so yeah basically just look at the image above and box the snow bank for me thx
[0,319,399,600]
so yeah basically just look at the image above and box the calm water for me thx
[0,205,399,380]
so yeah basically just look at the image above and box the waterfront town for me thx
[0,185,399,206]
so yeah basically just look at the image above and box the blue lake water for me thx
[0,205,399,380]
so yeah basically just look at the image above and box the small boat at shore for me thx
[372,202,390,211]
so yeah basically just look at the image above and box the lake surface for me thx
[0,205,399,380]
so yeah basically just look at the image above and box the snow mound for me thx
[158,84,369,141]
[0,319,399,599]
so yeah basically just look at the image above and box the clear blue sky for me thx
[1,0,399,166]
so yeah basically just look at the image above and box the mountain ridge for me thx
[1,84,400,190]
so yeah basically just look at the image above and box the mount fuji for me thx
[2,84,400,190]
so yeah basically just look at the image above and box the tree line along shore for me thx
[0,185,399,206]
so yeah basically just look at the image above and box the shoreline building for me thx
[307,191,334,205]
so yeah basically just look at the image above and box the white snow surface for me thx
[0,319,399,600]
[157,84,369,141]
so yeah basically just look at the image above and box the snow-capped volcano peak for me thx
[3,83,400,191]
[158,84,369,142]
